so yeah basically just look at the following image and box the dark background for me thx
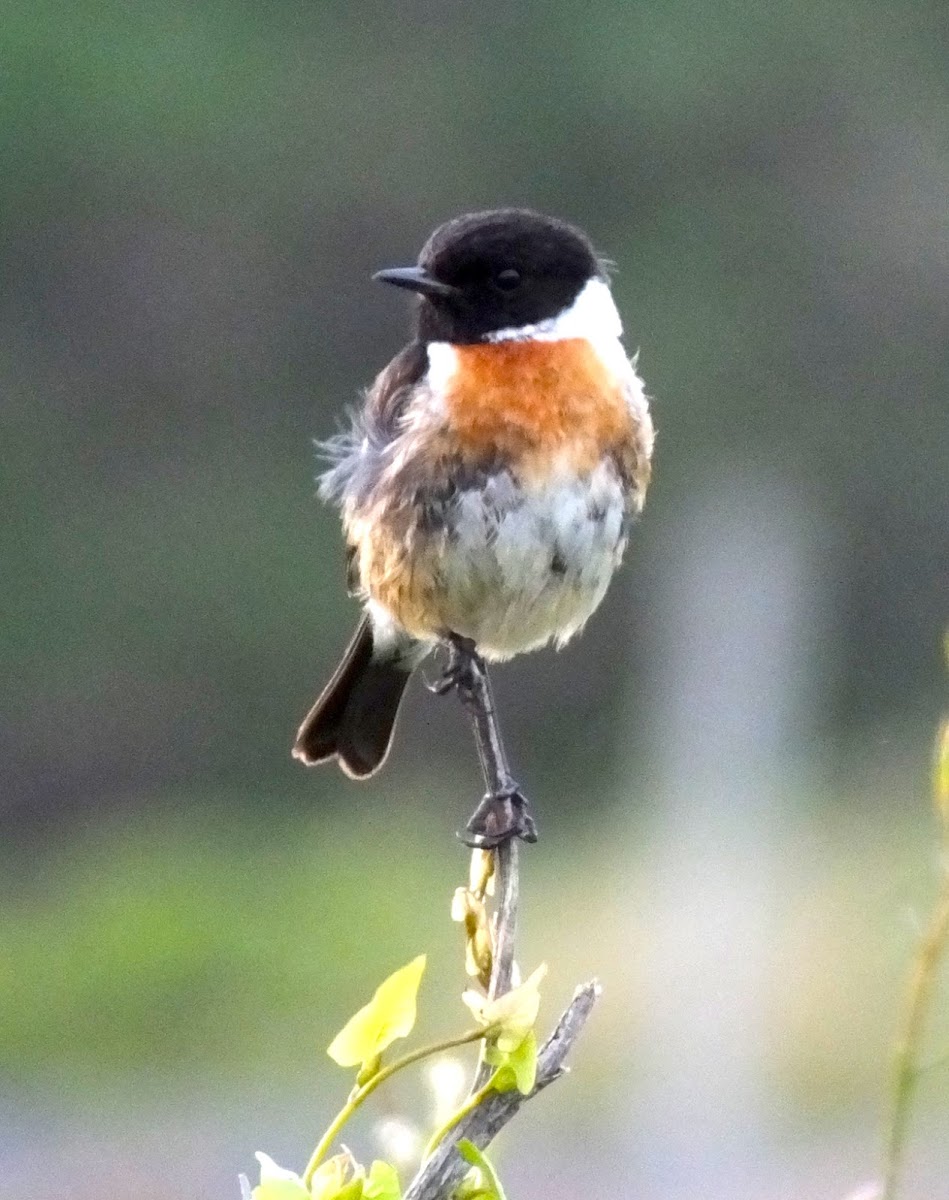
[2,2,947,1198]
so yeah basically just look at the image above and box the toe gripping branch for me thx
[430,635,539,849]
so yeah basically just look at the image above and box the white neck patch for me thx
[425,275,637,403]
[486,276,623,344]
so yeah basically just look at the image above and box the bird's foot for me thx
[427,635,480,698]
[461,785,539,849]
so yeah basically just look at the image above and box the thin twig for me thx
[880,709,949,1200]
[881,859,949,1199]
[405,981,601,1200]
[487,839,519,1000]
[471,838,520,1092]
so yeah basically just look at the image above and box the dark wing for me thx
[318,339,428,509]
[363,339,429,442]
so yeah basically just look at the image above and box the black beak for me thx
[372,265,459,300]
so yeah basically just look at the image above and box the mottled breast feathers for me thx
[320,333,653,653]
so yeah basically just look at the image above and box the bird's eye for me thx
[495,268,522,291]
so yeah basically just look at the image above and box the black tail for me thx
[292,616,414,779]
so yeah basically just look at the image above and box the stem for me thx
[421,1080,495,1161]
[879,708,949,1200]
[881,865,949,1200]
[302,1029,485,1185]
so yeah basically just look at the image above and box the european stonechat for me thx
[293,209,654,846]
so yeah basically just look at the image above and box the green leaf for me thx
[454,1141,508,1200]
[452,1175,493,1200]
[308,1155,348,1200]
[364,1160,402,1200]
[461,964,545,1052]
[487,1065,515,1094]
[333,1181,365,1200]
[485,1028,537,1094]
[251,1153,310,1200]
[309,1153,364,1200]
[356,1053,382,1087]
[327,955,427,1068]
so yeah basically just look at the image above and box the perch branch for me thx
[487,839,519,1000]
[471,837,520,1092]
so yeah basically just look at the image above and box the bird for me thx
[292,208,654,846]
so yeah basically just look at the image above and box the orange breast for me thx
[444,339,632,477]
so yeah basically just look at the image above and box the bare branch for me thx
[488,838,519,1001]
[471,838,519,1093]
[406,981,600,1200]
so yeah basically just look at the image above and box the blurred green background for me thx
[2,1,947,1197]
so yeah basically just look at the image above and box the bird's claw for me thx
[427,636,480,697]
[461,786,539,849]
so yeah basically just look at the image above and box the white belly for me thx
[432,459,628,660]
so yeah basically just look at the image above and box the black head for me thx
[373,209,604,343]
